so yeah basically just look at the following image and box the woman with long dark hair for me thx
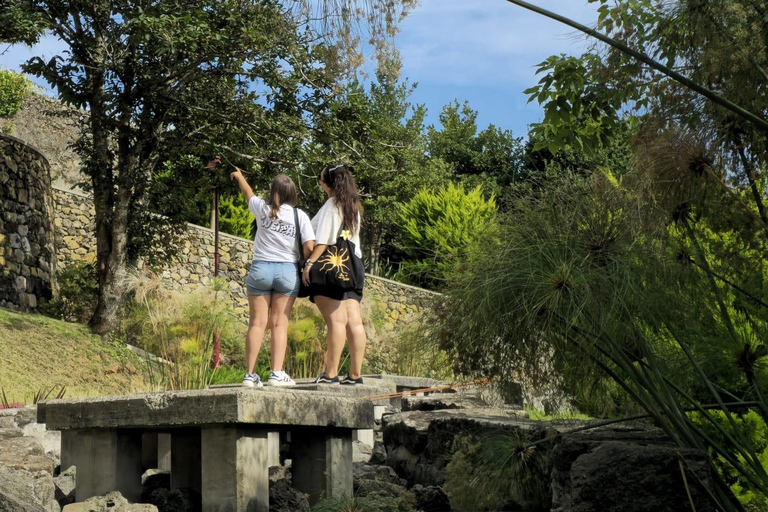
[231,166,315,387]
[302,164,367,385]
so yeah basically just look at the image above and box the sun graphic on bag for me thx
[319,246,351,281]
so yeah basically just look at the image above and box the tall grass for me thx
[123,270,241,390]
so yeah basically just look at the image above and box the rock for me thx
[0,427,24,441]
[269,479,309,512]
[0,491,48,512]
[53,468,75,508]
[140,470,170,503]
[550,426,716,512]
[370,441,387,465]
[146,488,198,512]
[0,463,58,512]
[0,436,55,474]
[268,464,291,483]
[354,462,406,487]
[383,409,551,487]
[352,440,373,464]
[63,492,157,512]
[412,485,451,512]
[21,423,61,460]
[0,407,38,428]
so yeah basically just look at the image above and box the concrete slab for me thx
[363,375,451,392]
[44,388,374,430]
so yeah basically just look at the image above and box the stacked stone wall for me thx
[0,135,58,311]
[52,187,440,332]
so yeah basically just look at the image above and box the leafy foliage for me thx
[396,183,497,289]
[0,69,32,117]
[444,432,549,512]
[39,261,98,324]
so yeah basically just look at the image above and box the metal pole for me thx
[205,155,223,370]
[213,189,221,368]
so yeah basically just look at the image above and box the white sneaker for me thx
[266,371,296,387]
[242,373,263,388]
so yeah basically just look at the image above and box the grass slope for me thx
[0,308,151,403]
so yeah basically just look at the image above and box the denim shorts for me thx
[245,261,300,297]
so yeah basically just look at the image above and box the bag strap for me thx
[293,207,303,264]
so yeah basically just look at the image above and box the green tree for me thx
[397,183,497,290]
[1,0,335,333]
[427,100,525,195]
[0,69,32,117]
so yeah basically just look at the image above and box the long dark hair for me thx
[320,164,362,233]
[269,174,297,219]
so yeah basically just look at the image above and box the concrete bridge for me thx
[40,375,447,512]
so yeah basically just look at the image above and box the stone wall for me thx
[3,93,84,191]
[0,134,58,311]
[52,187,441,333]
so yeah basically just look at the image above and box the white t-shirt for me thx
[311,198,363,259]
[248,196,316,262]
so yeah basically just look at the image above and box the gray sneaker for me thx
[242,373,263,388]
[266,371,296,387]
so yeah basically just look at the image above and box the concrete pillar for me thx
[171,429,201,494]
[142,432,158,470]
[73,429,142,503]
[290,428,353,505]
[158,433,171,471]
[60,430,77,471]
[373,405,387,421]
[201,426,269,512]
[352,429,374,448]
[268,431,280,467]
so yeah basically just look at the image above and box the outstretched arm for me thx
[230,166,255,201]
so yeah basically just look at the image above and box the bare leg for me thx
[314,296,347,378]
[246,294,270,374]
[344,299,367,379]
[269,294,296,371]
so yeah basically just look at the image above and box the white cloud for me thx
[397,0,599,87]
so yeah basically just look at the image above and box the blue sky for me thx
[0,0,599,139]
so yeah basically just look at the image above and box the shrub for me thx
[444,432,550,512]
[395,183,497,290]
[285,302,328,379]
[0,69,32,117]
[218,193,254,239]
[39,261,98,323]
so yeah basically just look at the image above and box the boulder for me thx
[353,439,373,464]
[0,407,38,429]
[62,492,157,512]
[0,490,48,512]
[0,427,24,441]
[354,462,406,487]
[550,426,716,512]
[370,441,387,465]
[383,409,551,487]
[22,423,62,458]
[53,467,76,508]
[269,479,309,512]
[0,463,58,512]
[140,470,170,503]
[0,436,55,474]
[268,464,291,483]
